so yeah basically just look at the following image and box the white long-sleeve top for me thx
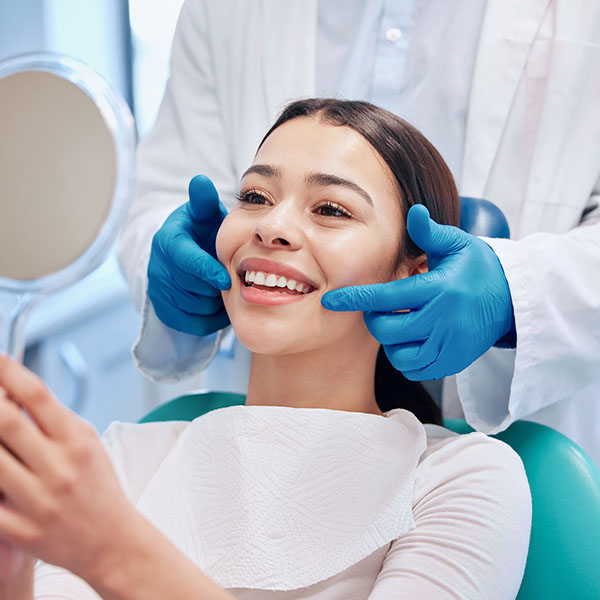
[34,406,531,599]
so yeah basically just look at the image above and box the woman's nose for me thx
[252,203,303,249]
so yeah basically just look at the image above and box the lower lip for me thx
[239,283,313,306]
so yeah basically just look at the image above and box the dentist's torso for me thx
[127,0,600,461]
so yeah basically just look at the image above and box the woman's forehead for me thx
[252,117,400,204]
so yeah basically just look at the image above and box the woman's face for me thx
[216,116,413,356]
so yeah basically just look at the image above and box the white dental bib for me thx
[135,405,427,591]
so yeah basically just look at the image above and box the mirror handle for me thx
[58,341,88,415]
[0,290,38,360]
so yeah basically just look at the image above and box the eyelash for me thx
[314,201,352,219]
[235,189,268,205]
[236,189,353,219]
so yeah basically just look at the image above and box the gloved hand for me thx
[147,175,231,336]
[321,204,516,380]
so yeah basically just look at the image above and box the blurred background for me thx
[0,0,193,432]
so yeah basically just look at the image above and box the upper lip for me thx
[238,257,318,289]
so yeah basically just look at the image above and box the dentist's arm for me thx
[0,356,234,600]
[118,0,237,314]
[321,204,515,380]
[117,0,238,381]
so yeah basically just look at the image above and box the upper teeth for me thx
[244,271,312,294]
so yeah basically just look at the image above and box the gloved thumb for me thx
[188,174,228,223]
[407,204,464,256]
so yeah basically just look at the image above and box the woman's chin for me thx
[223,294,320,355]
[232,323,305,356]
[224,295,367,357]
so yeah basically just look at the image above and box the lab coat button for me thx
[385,28,403,43]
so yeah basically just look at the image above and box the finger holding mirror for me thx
[0,355,138,580]
[0,53,135,595]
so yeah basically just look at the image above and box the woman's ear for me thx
[393,253,428,280]
[408,253,428,277]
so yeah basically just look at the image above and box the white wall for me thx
[0,0,45,58]
[0,0,199,431]
[43,0,132,105]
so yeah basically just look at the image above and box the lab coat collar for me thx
[461,0,551,197]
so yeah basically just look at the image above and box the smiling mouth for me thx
[242,270,315,295]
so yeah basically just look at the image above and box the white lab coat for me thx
[118,0,600,462]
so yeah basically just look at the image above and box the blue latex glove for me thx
[147,175,231,336]
[321,204,516,380]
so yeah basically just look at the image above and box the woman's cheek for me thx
[215,215,233,265]
[319,231,398,288]
[355,246,400,285]
[331,256,395,289]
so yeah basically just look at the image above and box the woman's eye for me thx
[236,191,270,205]
[315,202,352,219]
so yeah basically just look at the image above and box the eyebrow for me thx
[241,164,374,207]
[241,164,281,179]
[305,172,373,207]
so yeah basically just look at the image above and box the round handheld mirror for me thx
[0,53,135,360]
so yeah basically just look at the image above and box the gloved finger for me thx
[364,310,432,346]
[152,298,230,336]
[384,335,440,374]
[321,276,430,313]
[163,286,225,316]
[187,175,228,224]
[383,342,423,367]
[407,204,466,256]
[170,234,231,290]
[174,307,230,337]
[167,262,224,297]
[402,361,450,382]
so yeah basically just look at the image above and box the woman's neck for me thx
[245,337,383,416]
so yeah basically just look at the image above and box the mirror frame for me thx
[0,52,136,359]
[0,52,136,294]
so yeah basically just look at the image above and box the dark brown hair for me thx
[259,98,459,261]
[259,99,460,425]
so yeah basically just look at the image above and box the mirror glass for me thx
[0,53,135,358]
[0,70,117,279]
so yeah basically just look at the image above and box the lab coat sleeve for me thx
[368,430,531,599]
[117,0,236,380]
[457,186,600,434]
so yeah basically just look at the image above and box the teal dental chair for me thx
[138,199,600,597]
[139,390,600,600]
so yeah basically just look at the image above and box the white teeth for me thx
[265,273,278,287]
[243,270,313,294]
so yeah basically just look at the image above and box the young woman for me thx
[0,99,530,600]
